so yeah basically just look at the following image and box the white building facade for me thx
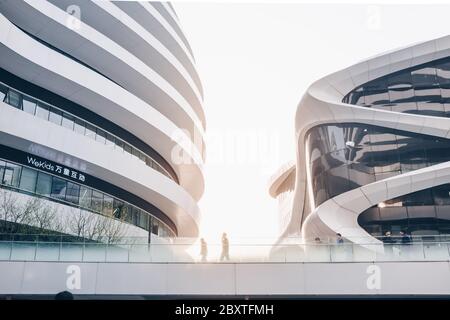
[270,36,450,247]
[0,1,205,242]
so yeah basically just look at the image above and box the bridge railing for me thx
[0,234,450,263]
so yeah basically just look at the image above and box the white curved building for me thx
[0,1,205,242]
[270,35,450,247]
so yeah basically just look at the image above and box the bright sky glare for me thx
[174,2,450,243]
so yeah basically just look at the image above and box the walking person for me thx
[336,233,344,244]
[200,238,208,262]
[220,233,230,261]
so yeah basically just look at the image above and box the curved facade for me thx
[270,35,450,247]
[0,1,205,241]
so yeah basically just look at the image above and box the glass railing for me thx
[0,81,177,183]
[1,234,450,263]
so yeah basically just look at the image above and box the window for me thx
[35,103,50,120]
[62,113,75,130]
[51,177,66,200]
[102,195,113,216]
[115,138,124,152]
[139,212,148,229]
[49,107,62,125]
[22,96,37,115]
[19,167,37,192]
[85,124,96,140]
[0,160,5,183]
[91,190,103,213]
[74,119,85,135]
[79,186,92,209]
[65,182,80,204]
[151,219,159,235]
[124,144,132,155]
[105,133,115,147]
[36,172,52,197]
[132,207,140,225]
[0,84,7,102]
[6,90,21,109]
[95,129,106,144]
[113,199,124,219]
[2,162,21,187]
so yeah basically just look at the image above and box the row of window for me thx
[0,82,176,182]
[359,184,450,238]
[306,124,450,207]
[0,159,174,238]
[343,57,450,117]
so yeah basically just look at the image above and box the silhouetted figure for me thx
[55,291,74,300]
[200,238,208,262]
[220,233,230,261]
[336,233,344,244]
[400,230,412,245]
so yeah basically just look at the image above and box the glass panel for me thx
[124,144,132,155]
[6,90,21,109]
[74,119,85,135]
[48,107,63,125]
[113,199,124,219]
[85,124,96,140]
[102,195,113,216]
[132,207,140,225]
[19,167,37,192]
[65,182,80,204]
[433,184,450,205]
[115,138,124,152]
[2,162,21,187]
[95,129,106,144]
[0,160,5,183]
[22,96,37,115]
[51,176,66,200]
[0,84,7,102]
[105,133,115,147]
[139,212,148,229]
[35,103,50,120]
[152,219,159,235]
[91,190,103,213]
[61,113,75,130]
[79,186,92,209]
[36,172,52,197]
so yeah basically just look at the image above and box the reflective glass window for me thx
[105,133,115,147]
[35,103,50,120]
[6,90,21,109]
[79,186,92,209]
[22,96,37,115]
[74,119,85,135]
[0,160,5,183]
[95,129,106,144]
[49,107,62,125]
[91,190,103,213]
[36,172,52,197]
[51,176,66,200]
[2,162,21,187]
[0,84,7,102]
[113,199,124,219]
[85,124,96,140]
[61,113,75,130]
[65,182,80,204]
[102,195,113,216]
[19,167,37,192]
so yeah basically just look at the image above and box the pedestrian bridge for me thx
[1,236,450,297]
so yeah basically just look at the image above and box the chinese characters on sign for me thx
[27,156,86,183]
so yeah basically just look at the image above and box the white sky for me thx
[173,1,450,243]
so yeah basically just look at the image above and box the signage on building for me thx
[26,155,86,183]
